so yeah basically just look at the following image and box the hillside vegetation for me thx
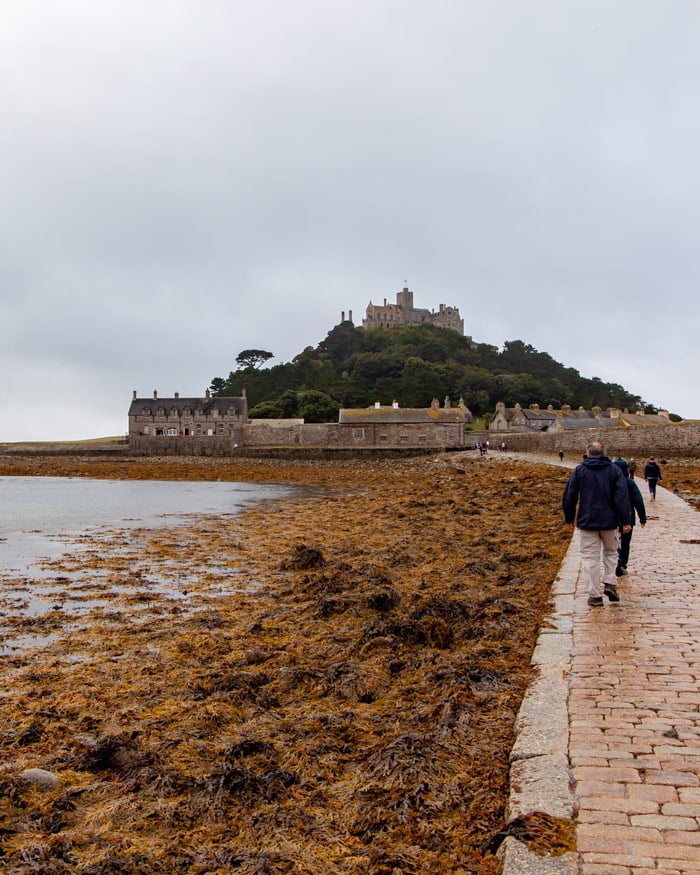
[210,322,655,421]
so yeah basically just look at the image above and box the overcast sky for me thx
[2,1,698,441]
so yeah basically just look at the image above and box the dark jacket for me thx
[644,460,662,481]
[626,478,647,526]
[614,459,647,526]
[562,455,632,530]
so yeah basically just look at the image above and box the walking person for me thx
[562,441,632,606]
[613,458,647,577]
[627,457,637,478]
[644,456,662,500]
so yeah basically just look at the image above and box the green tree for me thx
[460,389,490,416]
[399,358,446,407]
[317,322,366,365]
[276,389,300,418]
[349,351,403,389]
[248,400,282,419]
[297,390,340,423]
[495,373,541,407]
[210,377,228,395]
[236,349,274,370]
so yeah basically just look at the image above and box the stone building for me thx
[489,402,672,434]
[128,389,248,450]
[337,398,471,449]
[362,286,464,335]
[128,392,471,453]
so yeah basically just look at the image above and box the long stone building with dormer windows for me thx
[128,389,248,453]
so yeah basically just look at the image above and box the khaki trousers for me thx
[579,528,619,599]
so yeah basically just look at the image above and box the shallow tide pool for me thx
[0,476,298,655]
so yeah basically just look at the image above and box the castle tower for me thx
[396,286,413,310]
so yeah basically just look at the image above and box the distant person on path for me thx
[562,441,632,607]
[628,457,637,478]
[644,456,662,500]
[613,459,647,577]
[558,450,564,462]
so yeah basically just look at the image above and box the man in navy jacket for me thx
[562,441,632,606]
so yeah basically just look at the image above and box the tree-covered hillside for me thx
[210,321,653,420]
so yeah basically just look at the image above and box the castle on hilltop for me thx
[349,286,464,335]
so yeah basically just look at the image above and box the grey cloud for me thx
[1,1,699,440]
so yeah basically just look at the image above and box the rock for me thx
[19,767,60,790]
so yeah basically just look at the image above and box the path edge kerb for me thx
[499,532,580,875]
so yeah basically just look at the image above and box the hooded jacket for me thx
[644,460,662,481]
[562,455,632,530]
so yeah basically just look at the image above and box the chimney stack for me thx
[153,390,158,399]
[132,390,137,401]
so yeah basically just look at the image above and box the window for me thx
[143,407,151,416]
[195,408,202,417]
[418,435,427,443]
[228,406,238,416]
[196,424,202,435]
[353,428,364,439]
[167,428,178,436]
[143,425,150,435]
[183,407,191,417]
[379,434,388,442]
[157,407,165,416]
[217,424,225,435]
[399,435,408,443]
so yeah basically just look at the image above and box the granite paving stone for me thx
[503,475,700,875]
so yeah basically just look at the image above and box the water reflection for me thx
[0,477,296,655]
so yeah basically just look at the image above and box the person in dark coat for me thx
[613,459,647,576]
[562,441,632,606]
[644,456,662,500]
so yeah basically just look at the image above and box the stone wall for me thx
[130,420,465,454]
[129,421,699,458]
[486,422,700,457]
[128,435,237,456]
[246,421,464,448]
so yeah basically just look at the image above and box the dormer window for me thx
[143,407,151,416]
[183,407,191,417]
[157,406,165,416]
